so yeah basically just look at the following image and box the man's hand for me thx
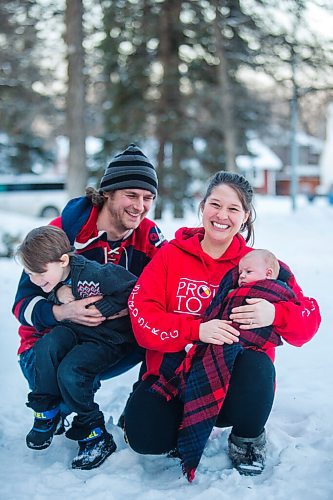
[53,295,105,326]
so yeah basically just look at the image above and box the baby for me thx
[238,249,280,286]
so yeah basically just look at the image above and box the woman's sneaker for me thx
[71,428,117,470]
[26,407,60,450]
[228,430,266,476]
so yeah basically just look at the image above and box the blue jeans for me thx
[20,335,145,418]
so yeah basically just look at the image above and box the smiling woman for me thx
[199,184,250,258]
[124,170,321,481]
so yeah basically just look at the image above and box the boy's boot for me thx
[71,427,117,470]
[228,430,266,476]
[26,407,60,450]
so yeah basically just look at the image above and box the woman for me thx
[124,171,320,477]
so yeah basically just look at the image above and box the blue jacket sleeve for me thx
[12,271,58,332]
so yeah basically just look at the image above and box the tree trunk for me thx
[156,0,183,218]
[154,139,166,219]
[213,1,237,172]
[65,0,87,198]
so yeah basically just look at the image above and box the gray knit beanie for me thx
[99,143,158,196]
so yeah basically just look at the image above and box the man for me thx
[13,144,166,460]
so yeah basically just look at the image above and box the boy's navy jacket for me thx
[48,254,138,345]
[13,195,165,354]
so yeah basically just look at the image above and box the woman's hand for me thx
[229,298,275,329]
[52,295,105,326]
[56,285,75,304]
[199,319,240,345]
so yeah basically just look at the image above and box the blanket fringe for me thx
[182,461,196,483]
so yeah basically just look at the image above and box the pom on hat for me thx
[99,144,158,196]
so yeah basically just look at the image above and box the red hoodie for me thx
[128,227,321,379]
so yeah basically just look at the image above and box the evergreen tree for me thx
[97,0,333,215]
[100,0,194,217]
[0,0,55,173]
[99,0,153,154]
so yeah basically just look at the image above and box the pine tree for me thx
[97,0,333,215]
[0,0,54,173]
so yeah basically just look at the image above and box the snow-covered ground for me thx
[0,195,332,500]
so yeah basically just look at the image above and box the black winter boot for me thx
[228,430,266,476]
[71,427,117,470]
[26,407,60,450]
[65,415,97,441]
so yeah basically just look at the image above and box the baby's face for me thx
[238,254,269,286]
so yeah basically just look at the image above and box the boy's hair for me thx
[244,249,280,278]
[16,226,72,273]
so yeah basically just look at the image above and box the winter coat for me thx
[48,254,137,345]
[13,195,166,354]
[128,227,321,379]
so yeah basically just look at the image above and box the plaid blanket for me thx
[151,263,299,482]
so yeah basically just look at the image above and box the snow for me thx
[0,195,332,500]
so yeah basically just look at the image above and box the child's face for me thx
[25,259,69,293]
[238,253,270,286]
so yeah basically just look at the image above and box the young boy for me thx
[238,249,280,286]
[16,226,137,470]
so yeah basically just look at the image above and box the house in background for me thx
[236,137,283,195]
[272,132,323,196]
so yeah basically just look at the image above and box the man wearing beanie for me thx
[100,143,158,196]
[13,144,166,467]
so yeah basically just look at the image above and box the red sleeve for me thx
[128,246,201,353]
[273,271,321,346]
[49,216,63,228]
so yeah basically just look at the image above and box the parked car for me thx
[0,174,68,218]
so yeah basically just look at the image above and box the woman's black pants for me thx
[124,349,276,454]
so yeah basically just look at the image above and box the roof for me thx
[236,138,282,171]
